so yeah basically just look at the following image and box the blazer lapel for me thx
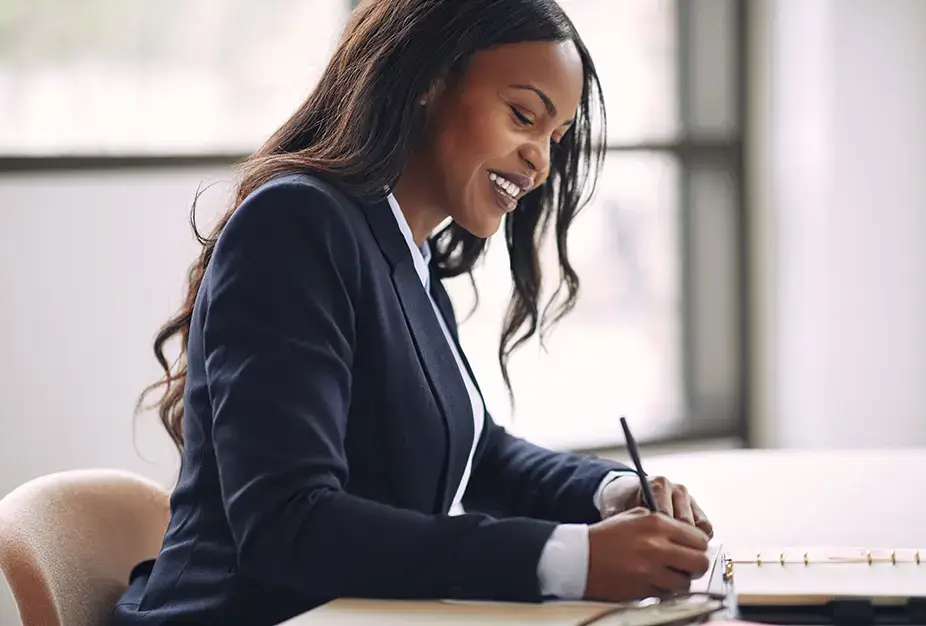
[359,198,472,513]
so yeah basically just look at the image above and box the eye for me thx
[508,104,533,126]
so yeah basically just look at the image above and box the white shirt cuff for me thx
[592,470,639,515]
[536,523,589,599]
[537,471,641,599]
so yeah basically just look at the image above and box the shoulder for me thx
[222,172,361,245]
[208,172,366,293]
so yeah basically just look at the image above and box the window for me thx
[0,0,746,450]
[0,1,350,155]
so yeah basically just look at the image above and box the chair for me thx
[0,469,170,626]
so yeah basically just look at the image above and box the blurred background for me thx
[0,0,924,617]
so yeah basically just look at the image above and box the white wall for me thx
[0,166,236,498]
[748,0,926,447]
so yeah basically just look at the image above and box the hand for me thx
[600,475,713,539]
[585,507,711,601]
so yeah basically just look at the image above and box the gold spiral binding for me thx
[722,548,924,585]
[729,549,925,566]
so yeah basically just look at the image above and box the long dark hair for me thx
[141,0,607,451]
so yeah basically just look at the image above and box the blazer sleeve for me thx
[202,177,558,603]
[462,414,633,524]
[426,267,633,525]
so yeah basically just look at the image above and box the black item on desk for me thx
[737,598,926,625]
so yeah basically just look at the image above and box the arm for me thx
[204,177,557,602]
[462,418,634,524]
[459,421,638,600]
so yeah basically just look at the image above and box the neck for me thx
[393,164,448,247]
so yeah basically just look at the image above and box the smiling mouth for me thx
[487,171,525,200]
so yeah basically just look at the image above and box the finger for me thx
[691,498,714,538]
[650,566,693,594]
[649,476,674,517]
[663,543,712,578]
[604,507,651,526]
[671,485,695,526]
[618,506,651,519]
[658,515,710,550]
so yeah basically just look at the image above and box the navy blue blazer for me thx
[111,173,628,625]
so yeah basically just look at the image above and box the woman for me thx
[112,1,713,624]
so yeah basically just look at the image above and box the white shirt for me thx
[386,194,634,599]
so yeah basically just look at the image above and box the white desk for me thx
[281,448,926,624]
[640,448,925,548]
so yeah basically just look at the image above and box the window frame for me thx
[0,0,751,452]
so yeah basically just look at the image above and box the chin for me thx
[458,214,503,239]
[448,190,505,239]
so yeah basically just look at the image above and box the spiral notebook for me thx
[717,546,926,605]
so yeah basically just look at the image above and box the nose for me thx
[518,137,551,176]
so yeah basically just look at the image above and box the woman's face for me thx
[415,39,585,239]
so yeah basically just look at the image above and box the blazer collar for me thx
[358,195,474,514]
[385,192,431,288]
[358,195,409,270]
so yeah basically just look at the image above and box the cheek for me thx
[435,108,510,188]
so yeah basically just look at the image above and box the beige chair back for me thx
[0,469,170,626]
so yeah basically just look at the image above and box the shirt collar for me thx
[386,192,431,289]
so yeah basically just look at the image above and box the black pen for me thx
[620,416,658,513]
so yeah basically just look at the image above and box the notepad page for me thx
[725,546,926,605]
[689,540,723,594]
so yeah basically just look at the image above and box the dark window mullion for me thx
[676,0,696,437]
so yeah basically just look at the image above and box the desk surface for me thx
[281,448,926,624]
[281,599,619,625]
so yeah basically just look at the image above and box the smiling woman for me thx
[105,1,715,624]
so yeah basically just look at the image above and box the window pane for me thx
[0,0,349,155]
[558,0,678,145]
[446,152,683,450]
[0,1,678,153]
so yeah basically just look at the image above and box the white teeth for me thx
[488,172,521,198]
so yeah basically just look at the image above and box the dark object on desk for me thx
[620,416,658,512]
[737,598,926,626]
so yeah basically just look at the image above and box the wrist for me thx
[584,521,606,601]
[596,472,640,518]
[536,524,589,599]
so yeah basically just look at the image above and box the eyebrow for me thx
[510,84,574,126]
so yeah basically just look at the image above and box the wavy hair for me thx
[141,0,607,450]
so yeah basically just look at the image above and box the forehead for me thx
[464,40,585,119]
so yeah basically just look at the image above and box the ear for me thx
[418,75,447,107]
